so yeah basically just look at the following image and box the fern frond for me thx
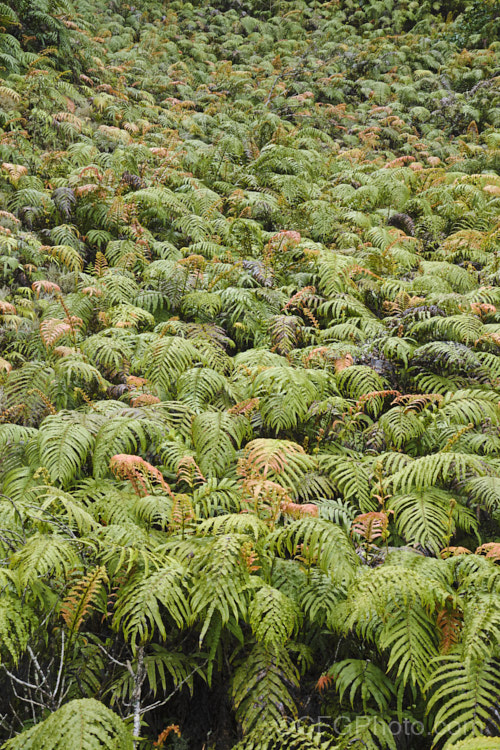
[61,566,108,636]
[113,558,189,649]
[324,659,395,713]
[38,412,94,486]
[388,489,477,553]
[249,584,300,648]
[390,452,485,493]
[427,655,500,746]
[192,410,247,477]
[271,517,358,581]
[232,643,298,735]
[0,592,37,665]
[11,533,80,586]
[2,699,133,750]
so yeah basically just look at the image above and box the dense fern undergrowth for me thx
[0,0,500,747]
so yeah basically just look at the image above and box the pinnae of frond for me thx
[110,454,173,497]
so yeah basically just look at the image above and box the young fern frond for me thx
[60,565,108,637]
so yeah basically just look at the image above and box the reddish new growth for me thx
[351,512,390,543]
[476,542,500,561]
[154,725,181,747]
[436,607,463,653]
[32,279,62,297]
[316,673,334,692]
[280,501,318,518]
[109,454,172,497]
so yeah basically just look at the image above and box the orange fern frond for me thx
[351,512,390,543]
[32,279,62,297]
[476,543,500,561]
[154,726,181,747]
[40,316,83,347]
[170,493,195,529]
[316,673,335,692]
[1,161,28,186]
[130,394,161,407]
[440,546,472,558]
[393,393,443,412]
[177,456,206,487]
[110,454,173,496]
[240,541,260,572]
[280,501,318,518]
[61,566,108,636]
[356,390,401,411]
[0,301,16,315]
[228,397,260,416]
[126,376,148,389]
[0,357,12,373]
[81,286,103,297]
[436,606,463,653]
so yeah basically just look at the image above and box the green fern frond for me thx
[190,533,250,645]
[249,584,300,648]
[390,452,486,494]
[232,719,336,750]
[11,533,81,587]
[271,517,358,581]
[326,659,395,713]
[320,456,374,512]
[37,412,94,486]
[427,654,500,747]
[0,592,37,665]
[113,558,189,649]
[232,643,299,735]
[337,715,397,750]
[192,410,248,477]
[447,740,500,750]
[388,489,477,553]
[146,335,206,393]
[2,699,133,750]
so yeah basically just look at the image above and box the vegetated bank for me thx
[0,0,500,748]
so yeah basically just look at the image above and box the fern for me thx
[427,655,500,747]
[322,659,395,713]
[11,533,80,586]
[60,566,108,637]
[192,410,247,477]
[388,489,477,553]
[249,584,300,649]
[2,699,133,749]
[37,411,94,486]
[232,643,299,735]
[0,592,37,664]
[113,558,189,649]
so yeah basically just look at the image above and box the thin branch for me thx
[53,630,65,698]
[128,661,207,719]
